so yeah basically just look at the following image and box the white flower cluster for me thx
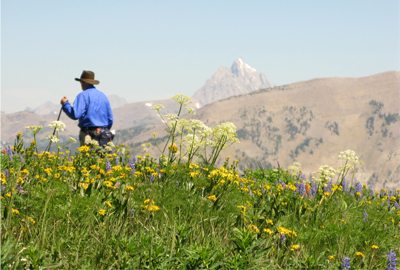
[211,122,239,145]
[338,149,360,171]
[288,162,302,176]
[317,165,336,182]
[47,135,59,143]
[171,94,191,105]
[25,125,43,133]
[48,121,66,132]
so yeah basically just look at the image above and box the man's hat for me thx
[75,70,100,85]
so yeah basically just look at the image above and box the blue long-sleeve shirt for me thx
[62,87,113,129]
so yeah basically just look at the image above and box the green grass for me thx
[1,144,399,269]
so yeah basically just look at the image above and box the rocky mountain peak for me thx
[192,58,271,107]
[231,58,257,77]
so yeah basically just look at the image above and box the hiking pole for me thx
[45,107,63,152]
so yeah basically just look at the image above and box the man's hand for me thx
[60,96,68,105]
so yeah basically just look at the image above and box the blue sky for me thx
[1,0,399,113]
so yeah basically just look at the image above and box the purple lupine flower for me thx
[324,180,332,193]
[386,250,397,270]
[129,157,136,174]
[341,179,348,192]
[105,160,112,172]
[279,234,286,243]
[310,181,318,197]
[149,175,155,183]
[4,169,9,178]
[354,182,362,194]
[300,174,306,180]
[296,182,306,196]
[341,257,351,270]
[363,209,368,222]
[394,201,400,209]
[5,146,13,156]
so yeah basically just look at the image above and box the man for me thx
[60,70,114,146]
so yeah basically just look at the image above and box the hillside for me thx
[121,71,400,189]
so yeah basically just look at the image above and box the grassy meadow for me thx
[1,96,399,269]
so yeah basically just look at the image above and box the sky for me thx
[1,0,399,113]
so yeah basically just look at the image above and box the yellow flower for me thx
[248,224,260,234]
[263,228,273,235]
[277,226,297,237]
[328,255,335,262]
[105,200,112,208]
[125,185,135,191]
[266,219,274,225]
[144,199,154,205]
[78,145,90,153]
[290,244,300,251]
[98,209,106,216]
[145,204,160,212]
[80,182,89,190]
[355,251,365,258]
[12,208,20,215]
[324,191,331,197]
[26,216,36,224]
[168,143,178,153]
[371,245,379,250]
[103,181,114,189]
[207,194,217,202]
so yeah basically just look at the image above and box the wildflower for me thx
[152,103,165,112]
[317,165,336,183]
[207,194,217,202]
[277,226,297,237]
[125,185,135,191]
[290,244,300,251]
[355,251,365,258]
[11,208,20,215]
[328,255,335,262]
[354,182,362,195]
[79,182,89,190]
[98,209,106,216]
[104,200,112,208]
[78,145,90,153]
[288,162,302,176]
[25,125,43,133]
[247,224,260,234]
[47,135,59,143]
[263,228,273,235]
[172,94,191,105]
[144,204,160,212]
[168,143,178,154]
[341,257,351,270]
[26,216,36,224]
[295,182,306,196]
[144,199,154,205]
[48,120,66,131]
[338,149,360,171]
[105,160,112,172]
[387,250,397,270]
[266,219,274,226]
[371,245,379,250]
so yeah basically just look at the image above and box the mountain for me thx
[192,58,271,107]
[118,71,400,189]
[194,71,400,189]
[1,67,399,189]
